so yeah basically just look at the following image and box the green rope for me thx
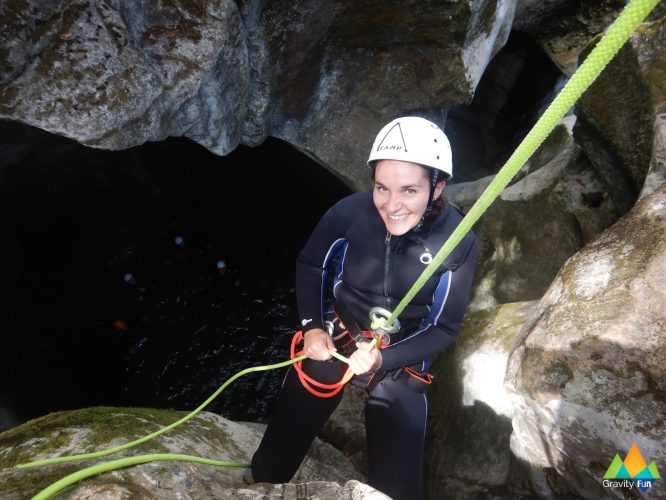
[31,454,248,500]
[23,349,354,499]
[24,348,355,498]
[6,355,307,472]
[329,349,351,363]
[12,349,354,498]
[375,0,662,331]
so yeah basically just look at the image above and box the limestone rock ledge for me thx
[0,407,377,499]
[505,182,666,499]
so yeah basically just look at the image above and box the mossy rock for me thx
[0,407,249,499]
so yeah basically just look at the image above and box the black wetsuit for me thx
[252,192,477,499]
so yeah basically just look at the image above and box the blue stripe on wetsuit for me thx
[425,270,452,325]
[386,270,452,375]
[318,238,348,320]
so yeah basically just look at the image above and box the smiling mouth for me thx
[387,213,409,221]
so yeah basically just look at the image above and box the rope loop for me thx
[290,331,354,398]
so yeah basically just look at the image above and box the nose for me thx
[387,192,402,212]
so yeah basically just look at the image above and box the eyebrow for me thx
[374,181,423,189]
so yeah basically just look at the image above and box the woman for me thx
[251,116,478,499]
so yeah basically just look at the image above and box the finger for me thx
[306,343,329,361]
[326,335,337,352]
[349,352,369,375]
[355,341,373,352]
[348,358,363,375]
[317,345,332,361]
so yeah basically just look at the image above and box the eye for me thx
[375,184,388,192]
[405,188,416,195]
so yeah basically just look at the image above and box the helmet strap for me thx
[415,169,440,231]
[425,168,440,213]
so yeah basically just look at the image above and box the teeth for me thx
[388,214,408,221]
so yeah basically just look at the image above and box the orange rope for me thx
[290,331,353,398]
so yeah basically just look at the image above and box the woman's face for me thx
[373,159,445,236]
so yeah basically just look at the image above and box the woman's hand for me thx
[348,341,382,375]
[303,328,336,361]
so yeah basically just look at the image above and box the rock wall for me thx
[429,16,666,498]
[1,0,517,190]
[505,182,666,499]
[0,407,374,499]
[2,0,657,191]
[426,301,538,499]
[1,1,250,153]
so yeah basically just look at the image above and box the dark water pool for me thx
[0,130,350,430]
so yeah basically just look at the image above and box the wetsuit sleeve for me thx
[295,197,355,334]
[379,237,478,372]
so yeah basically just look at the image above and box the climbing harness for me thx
[289,304,390,398]
[4,0,660,497]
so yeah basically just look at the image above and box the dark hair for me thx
[428,193,445,221]
[426,167,446,222]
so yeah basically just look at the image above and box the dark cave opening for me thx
[0,123,351,431]
[446,30,565,182]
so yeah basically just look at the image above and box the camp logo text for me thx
[603,443,661,493]
[376,122,408,153]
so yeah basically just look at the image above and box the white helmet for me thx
[367,116,453,179]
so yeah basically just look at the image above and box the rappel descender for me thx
[368,307,400,346]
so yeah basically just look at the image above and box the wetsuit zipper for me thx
[383,232,391,307]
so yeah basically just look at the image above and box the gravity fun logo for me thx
[603,443,661,492]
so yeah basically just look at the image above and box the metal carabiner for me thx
[369,306,400,335]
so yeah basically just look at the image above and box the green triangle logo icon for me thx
[604,454,624,479]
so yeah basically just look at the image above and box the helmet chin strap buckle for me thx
[369,307,400,343]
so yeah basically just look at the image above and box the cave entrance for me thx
[446,30,565,182]
[0,123,351,431]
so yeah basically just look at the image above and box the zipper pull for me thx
[385,232,391,245]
